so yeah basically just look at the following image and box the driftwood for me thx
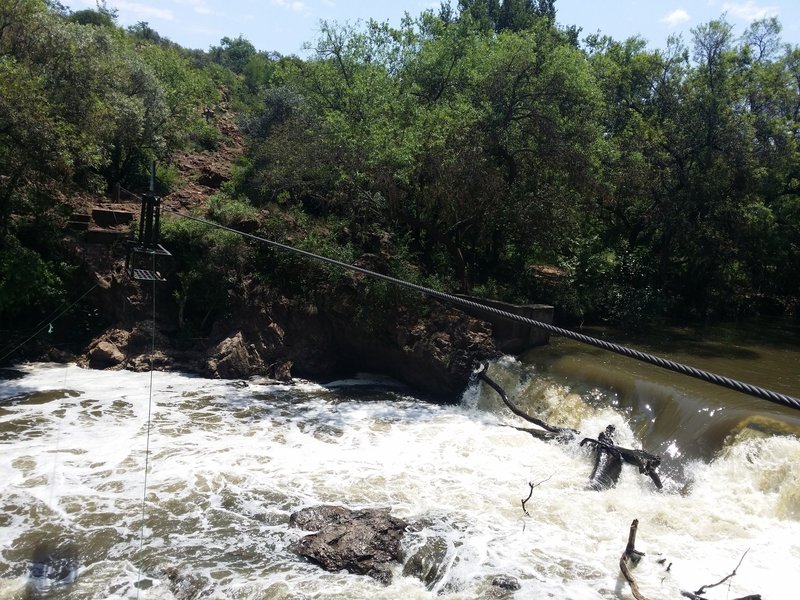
[520,474,553,516]
[620,520,762,600]
[475,363,577,441]
[620,519,650,600]
[476,363,663,490]
[582,425,624,490]
[680,548,761,600]
[581,427,663,490]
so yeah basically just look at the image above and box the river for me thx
[1,322,799,599]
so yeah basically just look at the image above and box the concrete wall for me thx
[456,296,554,354]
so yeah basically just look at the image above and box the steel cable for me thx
[164,208,800,412]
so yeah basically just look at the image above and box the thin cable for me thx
[136,255,157,597]
[0,294,83,357]
[47,363,69,509]
[164,208,800,412]
[0,283,100,364]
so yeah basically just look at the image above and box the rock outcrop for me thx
[288,505,408,585]
[79,279,499,399]
[205,331,260,379]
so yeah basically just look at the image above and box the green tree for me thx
[1,0,223,322]
[211,35,257,73]
[243,10,599,296]
[68,0,117,27]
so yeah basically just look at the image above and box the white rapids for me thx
[0,360,798,599]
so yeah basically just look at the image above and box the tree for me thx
[458,0,555,32]
[243,10,601,297]
[211,35,257,74]
[68,0,117,27]
[127,21,161,43]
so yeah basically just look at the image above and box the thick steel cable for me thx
[165,208,800,412]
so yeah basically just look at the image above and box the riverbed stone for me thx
[492,574,521,591]
[88,341,124,368]
[206,331,262,379]
[402,535,449,589]
[288,505,407,585]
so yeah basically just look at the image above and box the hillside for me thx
[42,95,495,398]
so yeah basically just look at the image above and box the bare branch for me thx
[620,519,651,600]
[521,473,553,516]
[476,363,577,439]
[681,549,760,599]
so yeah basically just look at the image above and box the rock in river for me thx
[288,505,407,585]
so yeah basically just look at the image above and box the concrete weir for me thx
[456,296,554,353]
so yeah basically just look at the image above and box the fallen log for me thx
[581,428,663,490]
[581,425,623,490]
[476,362,663,490]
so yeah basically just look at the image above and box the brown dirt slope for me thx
[163,99,244,212]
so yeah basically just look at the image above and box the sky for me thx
[65,1,800,56]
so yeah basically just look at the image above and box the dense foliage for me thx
[0,0,220,322]
[2,0,799,336]
[238,1,800,321]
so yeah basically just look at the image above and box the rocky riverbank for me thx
[40,256,498,400]
[4,96,504,398]
[80,280,498,400]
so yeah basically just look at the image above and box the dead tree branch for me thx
[681,548,760,600]
[621,521,761,600]
[521,474,553,516]
[476,363,663,489]
[620,519,651,600]
[694,548,749,595]
[476,363,577,440]
[581,431,663,490]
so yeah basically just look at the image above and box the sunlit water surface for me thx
[1,357,799,599]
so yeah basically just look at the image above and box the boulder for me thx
[492,575,521,591]
[197,167,227,189]
[288,505,407,585]
[269,359,293,383]
[206,332,261,379]
[88,341,124,368]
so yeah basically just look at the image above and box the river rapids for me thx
[1,355,799,599]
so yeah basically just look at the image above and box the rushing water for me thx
[1,332,799,598]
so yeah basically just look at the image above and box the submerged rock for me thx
[487,574,522,598]
[492,574,521,591]
[157,565,216,600]
[0,368,25,380]
[27,542,80,597]
[288,505,407,585]
[402,535,449,589]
